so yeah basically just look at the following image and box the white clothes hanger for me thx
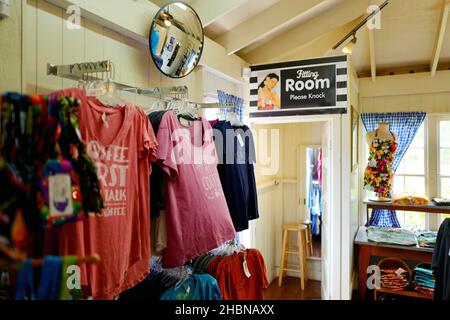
[226,111,243,127]
[84,62,127,108]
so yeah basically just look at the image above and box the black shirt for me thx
[212,121,259,232]
[432,218,450,300]
[148,111,167,218]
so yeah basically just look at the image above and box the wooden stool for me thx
[278,224,308,290]
[298,219,314,257]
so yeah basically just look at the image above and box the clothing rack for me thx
[47,60,236,110]
[1,244,100,267]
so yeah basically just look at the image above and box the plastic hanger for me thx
[84,63,127,108]
[226,111,243,127]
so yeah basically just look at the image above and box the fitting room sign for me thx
[249,55,348,117]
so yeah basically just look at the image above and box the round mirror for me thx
[149,2,204,79]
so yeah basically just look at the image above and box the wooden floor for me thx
[311,238,321,258]
[264,277,322,300]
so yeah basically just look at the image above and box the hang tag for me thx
[75,127,82,141]
[102,112,109,128]
[49,174,73,217]
[243,259,252,278]
[237,134,244,148]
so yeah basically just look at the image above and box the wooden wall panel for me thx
[36,1,63,94]
[23,0,37,94]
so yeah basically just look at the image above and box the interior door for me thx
[321,122,331,299]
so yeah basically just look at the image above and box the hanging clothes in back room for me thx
[308,148,322,236]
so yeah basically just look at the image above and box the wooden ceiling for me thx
[149,0,450,78]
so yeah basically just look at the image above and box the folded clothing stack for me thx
[380,268,409,290]
[416,231,437,248]
[412,266,435,296]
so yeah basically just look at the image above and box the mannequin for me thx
[364,122,398,202]
[365,122,398,145]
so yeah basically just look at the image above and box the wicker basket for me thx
[377,257,411,290]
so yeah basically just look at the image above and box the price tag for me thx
[49,174,73,217]
[237,134,244,148]
[102,112,109,128]
[243,259,252,278]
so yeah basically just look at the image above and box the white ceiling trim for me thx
[430,0,450,76]
[215,0,331,55]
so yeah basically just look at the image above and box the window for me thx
[439,120,450,198]
[439,120,450,221]
[393,123,426,230]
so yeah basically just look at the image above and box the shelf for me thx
[374,287,433,300]
[364,199,450,214]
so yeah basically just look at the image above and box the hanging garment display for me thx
[48,88,157,299]
[156,111,236,268]
[0,92,104,254]
[363,129,398,197]
[212,121,259,232]
[200,248,268,300]
[307,148,322,236]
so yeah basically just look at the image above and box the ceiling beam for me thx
[241,0,368,64]
[270,16,364,62]
[191,0,248,27]
[431,0,450,77]
[368,28,376,81]
[215,0,327,56]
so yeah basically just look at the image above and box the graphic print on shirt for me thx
[86,140,129,217]
[198,164,222,200]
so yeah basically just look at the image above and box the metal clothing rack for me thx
[0,244,101,268]
[47,60,235,110]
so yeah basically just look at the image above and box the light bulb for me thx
[164,19,172,27]
[342,36,357,55]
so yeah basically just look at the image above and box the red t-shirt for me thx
[213,249,269,300]
[49,88,157,299]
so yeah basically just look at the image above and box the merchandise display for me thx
[367,227,417,246]
[392,194,429,206]
[364,126,398,198]
[3,0,450,309]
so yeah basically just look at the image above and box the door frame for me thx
[250,114,342,300]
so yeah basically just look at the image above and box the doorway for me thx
[301,145,323,259]
[250,116,341,300]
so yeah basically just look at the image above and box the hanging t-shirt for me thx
[156,111,236,268]
[212,121,259,232]
[213,249,268,300]
[48,88,157,299]
[160,274,222,300]
[148,111,168,218]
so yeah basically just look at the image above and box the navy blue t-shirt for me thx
[212,121,259,232]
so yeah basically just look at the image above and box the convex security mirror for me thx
[149,2,204,79]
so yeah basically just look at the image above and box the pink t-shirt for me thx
[50,88,157,299]
[157,111,236,268]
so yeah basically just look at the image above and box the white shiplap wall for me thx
[21,0,204,104]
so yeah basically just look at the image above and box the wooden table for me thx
[364,200,450,224]
[354,226,434,300]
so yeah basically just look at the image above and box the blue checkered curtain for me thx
[361,112,427,228]
[217,90,244,122]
